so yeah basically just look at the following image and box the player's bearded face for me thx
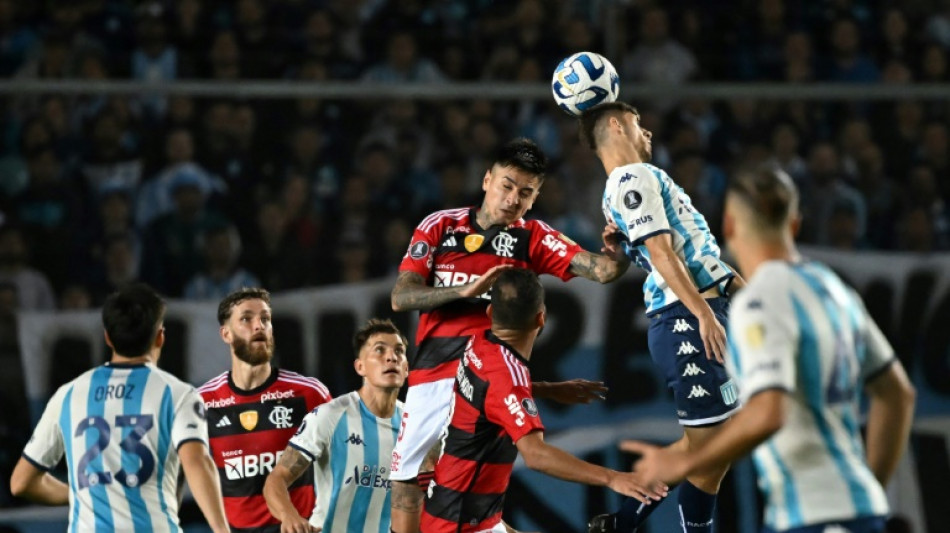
[231,328,274,365]
[629,114,652,162]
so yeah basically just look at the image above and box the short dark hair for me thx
[492,138,548,177]
[490,268,545,330]
[102,283,166,358]
[579,101,640,150]
[352,318,407,359]
[727,167,799,228]
[217,287,271,325]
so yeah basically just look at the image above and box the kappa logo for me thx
[492,232,518,258]
[687,385,711,399]
[672,319,694,333]
[619,173,636,183]
[677,341,700,355]
[216,415,232,428]
[268,405,294,429]
[682,363,705,377]
[346,433,366,446]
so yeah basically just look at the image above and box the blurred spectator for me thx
[377,217,412,276]
[896,206,937,253]
[766,122,807,183]
[733,0,794,80]
[854,144,900,249]
[361,30,444,83]
[0,0,38,77]
[783,30,815,82]
[131,2,177,119]
[821,17,880,82]
[927,2,950,48]
[59,283,92,310]
[79,110,143,200]
[621,6,697,111]
[918,121,950,194]
[874,8,916,65]
[183,224,260,300]
[206,30,240,80]
[530,175,600,252]
[295,8,359,80]
[284,123,339,215]
[826,201,867,250]
[171,0,211,78]
[837,117,873,179]
[799,142,867,245]
[903,164,950,249]
[918,43,949,82]
[875,100,923,177]
[235,0,283,78]
[242,199,312,291]
[87,232,140,304]
[0,225,55,310]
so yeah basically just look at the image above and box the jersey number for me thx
[74,415,155,489]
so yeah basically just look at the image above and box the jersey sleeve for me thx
[483,376,544,443]
[527,221,583,281]
[304,380,333,410]
[287,405,333,462]
[854,292,897,382]
[398,217,441,278]
[608,164,671,245]
[172,388,210,449]
[22,386,67,470]
[727,289,798,402]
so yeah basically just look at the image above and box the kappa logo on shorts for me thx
[677,341,700,355]
[672,319,694,333]
[682,363,705,377]
[687,385,710,399]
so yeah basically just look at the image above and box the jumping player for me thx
[390,138,623,533]
[199,287,332,532]
[580,102,744,533]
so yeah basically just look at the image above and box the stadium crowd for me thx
[0,0,949,312]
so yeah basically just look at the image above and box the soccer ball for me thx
[551,52,620,117]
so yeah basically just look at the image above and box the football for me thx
[551,51,620,117]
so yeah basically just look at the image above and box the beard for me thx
[638,143,652,162]
[232,334,275,366]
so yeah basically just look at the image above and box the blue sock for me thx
[614,494,665,532]
[677,480,717,532]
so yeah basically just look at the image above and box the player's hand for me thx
[280,513,319,533]
[534,379,608,405]
[601,221,626,261]
[698,313,727,364]
[620,440,690,488]
[458,264,513,298]
[605,469,669,505]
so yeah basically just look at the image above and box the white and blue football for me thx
[551,52,621,117]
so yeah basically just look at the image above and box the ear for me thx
[536,309,546,330]
[790,213,802,237]
[722,209,735,242]
[219,325,230,344]
[482,169,492,192]
[486,304,493,321]
[154,326,165,349]
[354,357,367,378]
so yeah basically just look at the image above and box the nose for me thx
[644,129,653,139]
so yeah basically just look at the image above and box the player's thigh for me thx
[390,378,455,481]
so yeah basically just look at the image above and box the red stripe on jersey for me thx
[400,207,582,385]
[433,454,513,494]
[420,511,501,533]
[448,393,480,433]
[407,360,458,387]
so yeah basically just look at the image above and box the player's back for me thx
[25,362,206,532]
[729,261,891,530]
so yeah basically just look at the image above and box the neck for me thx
[230,358,272,390]
[491,327,538,361]
[735,231,800,279]
[597,144,643,177]
[475,206,497,229]
[357,383,400,419]
[110,351,154,365]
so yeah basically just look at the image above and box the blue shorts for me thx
[648,298,739,426]
[762,516,886,533]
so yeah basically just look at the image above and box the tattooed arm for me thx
[391,265,513,312]
[263,447,318,532]
[568,250,630,284]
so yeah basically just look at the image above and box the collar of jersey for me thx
[469,207,522,233]
[484,330,528,364]
[228,365,280,396]
[104,361,150,369]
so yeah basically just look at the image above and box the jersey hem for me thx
[288,441,315,461]
[864,358,897,384]
[175,437,208,450]
[679,405,740,426]
[630,228,671,246]
[21,452,53,472]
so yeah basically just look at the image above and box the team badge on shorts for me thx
[720,380,738,406]
[409,241,429,259]
[239,410,259,431]
[464,234,485,252]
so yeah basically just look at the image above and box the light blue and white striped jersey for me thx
[288,391,403,533]
[727,260,893,531]
[602,163,733,315]
[22,362,208,532]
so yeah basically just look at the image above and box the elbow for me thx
[391,293,403,312]
[901,382,917,409]
[10,474,29,498]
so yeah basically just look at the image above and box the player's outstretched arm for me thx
[864,361,916,487]
[642,233,727,362]
[514,431,667,504]
[9,457,68,504]
[532,379,607,405]
[263,447,320,533]
[391,266,512,312]
[179,441,231,533]
[568,249,630,284]
[623,389,786,487]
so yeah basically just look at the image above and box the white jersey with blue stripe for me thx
[289,391,403,533]
[22,362,208,532]
[727,260,893,531]
[602,163,732,315]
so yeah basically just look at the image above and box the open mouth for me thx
[383,368,400,375]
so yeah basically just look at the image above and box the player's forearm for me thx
[686,391,785,475]
[263,468,306,523]
[568,251,630,284]
[519,438,612,486]
[10,459,69,505]
[180,445,230,533]
[649,247,713,320]
[391,271,463,311]
[865,369,916,486]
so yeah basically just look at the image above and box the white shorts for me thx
[390,377,455,482]
[476,521,507,533]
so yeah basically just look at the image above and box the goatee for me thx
[232,335,274,366]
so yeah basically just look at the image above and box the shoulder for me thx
[415,207,471,233]
[521,218,560,234]
[276,369,331,399]
[148,365,198,397]
[732,262,794,316]
[197,371,230,397]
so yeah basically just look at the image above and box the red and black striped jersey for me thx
[420,331,544,533]
[399,207,581,385]
[198,368,332,533]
